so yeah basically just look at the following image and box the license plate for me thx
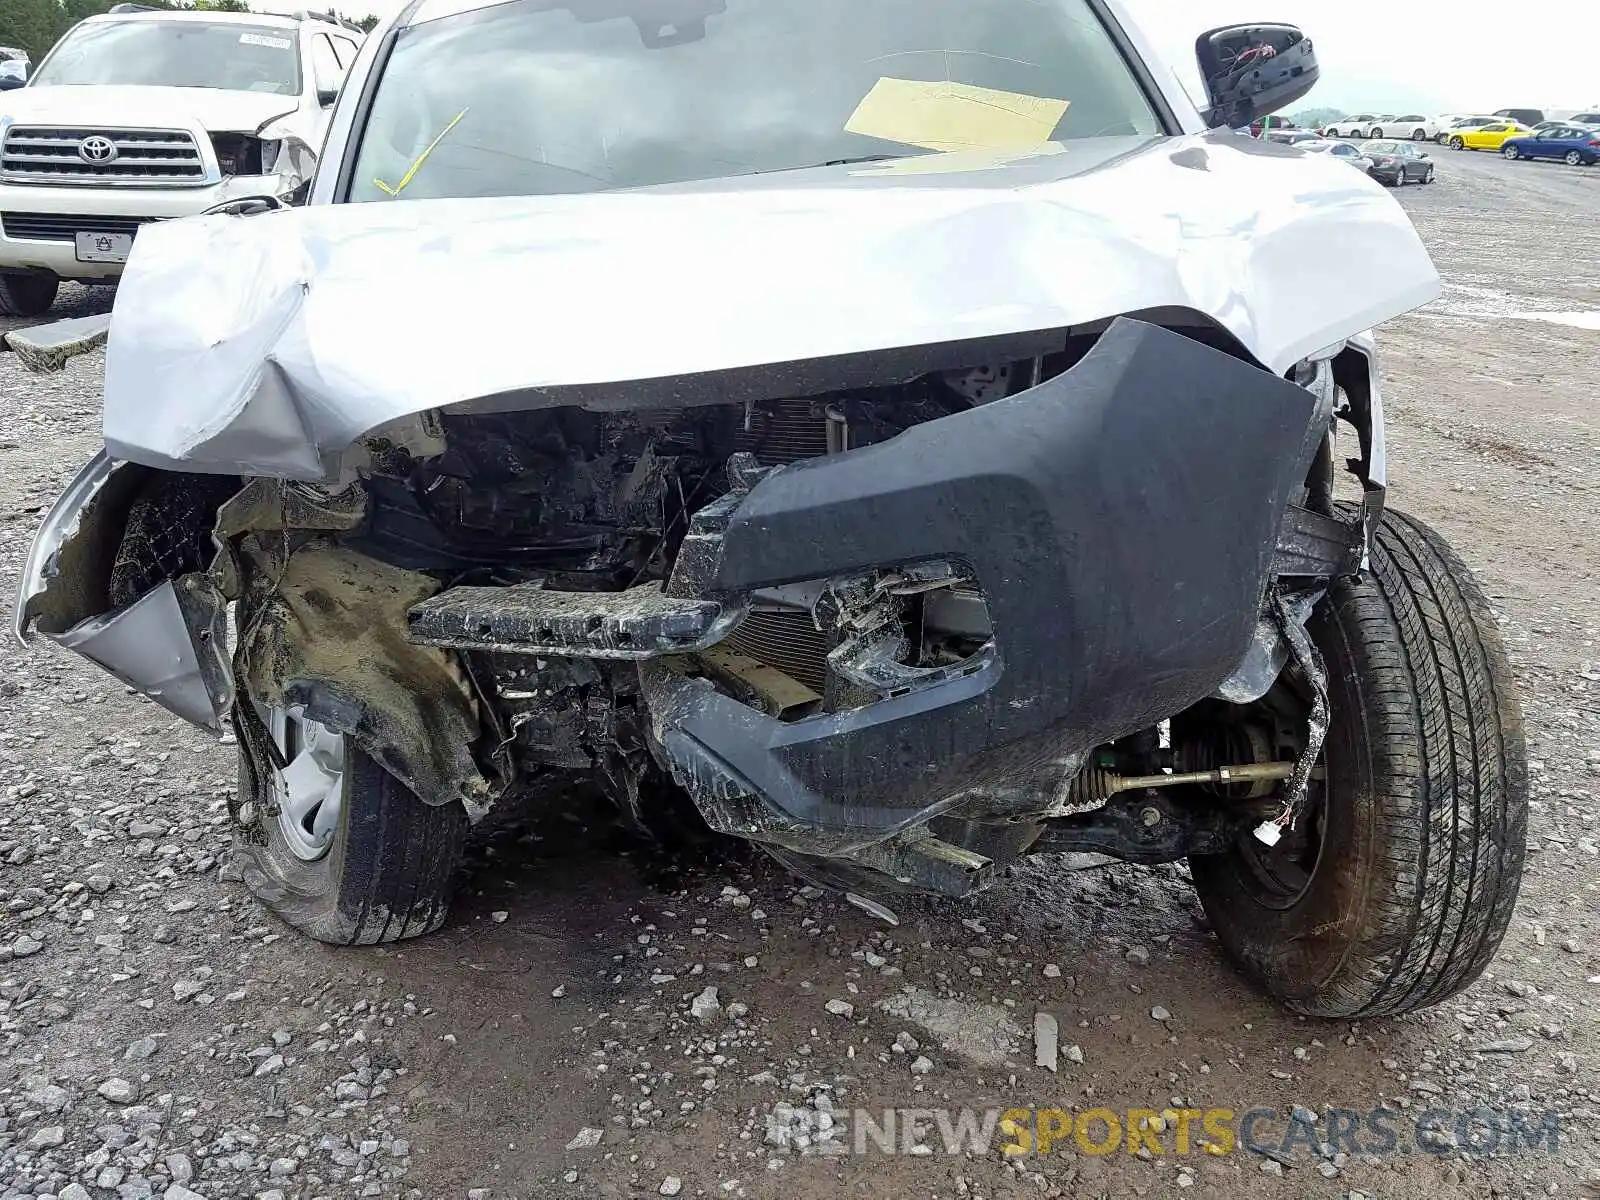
[75,231,133,263]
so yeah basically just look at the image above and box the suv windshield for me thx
[31,19,301,95]
[348,0,1162,202]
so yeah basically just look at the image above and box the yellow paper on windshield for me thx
[845,78,1070,153]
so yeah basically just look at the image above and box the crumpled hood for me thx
[102,132,1440,480]
[5,85,296,133]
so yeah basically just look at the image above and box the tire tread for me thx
[1193,506,1526,1018]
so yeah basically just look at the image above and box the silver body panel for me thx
[102,132,1438,479]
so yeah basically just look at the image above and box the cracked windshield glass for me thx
[348,0,1162,201]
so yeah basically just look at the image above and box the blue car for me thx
[1501,125,1600,165]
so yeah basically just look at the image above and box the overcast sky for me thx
[266,0,1599,114]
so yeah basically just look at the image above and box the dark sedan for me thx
[1364,139,1435,185]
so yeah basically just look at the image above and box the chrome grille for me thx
[2,212,159,241]
[0,127,207,186]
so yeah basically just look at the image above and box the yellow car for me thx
[1446,121,1534,150]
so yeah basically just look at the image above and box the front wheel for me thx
[0,271,58,317]
[1503,145,1520,160]
[1450,136,1466,150]
[1191,507,1527,1019]
[1412,129,1428,141]
[1423,165,1435,184]
[234,703,468,944]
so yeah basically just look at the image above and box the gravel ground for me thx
[0,148,1596,1200]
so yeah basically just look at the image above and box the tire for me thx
[1565,150,1584,166]
[1369,128,1383,140]
[1503,145,1520,160]
[0,271,58,317]
[235,704,468,945]
[1450,136,1465,150]
[1191,507,1527,1019]
[1413,129,1428,141]
[1423,165,1435,184]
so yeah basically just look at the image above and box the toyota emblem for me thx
[77,135,118,164]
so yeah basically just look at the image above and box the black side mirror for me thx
[317,85,338,107]
[1196,24,1319,130]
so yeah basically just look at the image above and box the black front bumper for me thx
[641,318,1321,855]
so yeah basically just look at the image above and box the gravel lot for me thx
[0,147,1596,1200]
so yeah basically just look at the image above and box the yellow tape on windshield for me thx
[845,78,1070,153]
[374,108,469,198]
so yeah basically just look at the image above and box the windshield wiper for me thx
[819,154,912,167]
[750,153,913,177]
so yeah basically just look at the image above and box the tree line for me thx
[0,0,381,63]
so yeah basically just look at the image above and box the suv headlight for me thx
[210,133,266,176]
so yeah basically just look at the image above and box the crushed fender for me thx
[220,478,502,823]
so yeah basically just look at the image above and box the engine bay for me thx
[348,360,1044,774]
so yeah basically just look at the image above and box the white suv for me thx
[0,5,362,316]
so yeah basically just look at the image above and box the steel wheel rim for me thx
[265,706,346,862]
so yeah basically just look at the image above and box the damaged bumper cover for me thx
[636,319,1321,854]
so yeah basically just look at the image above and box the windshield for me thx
[31,19,301,95]
[348,0,1163,202]
[1367,140,1400,153]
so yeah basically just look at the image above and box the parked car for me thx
[1263,128,1324,146]
[0,6,362,317]
[1301,138,1376,172]
[1493,108,1544,126]
[1363,138,1436,184]
[1324,112,1383,138]
[1501,125,1600,165]
[13,3,1528,1023]
[1367,114,1436,141]
[1434,115,1503,143]
[0,46,27,87]
[1570,111,1600,128]
[1446,121,1535,150]
[1249,113,1296,137]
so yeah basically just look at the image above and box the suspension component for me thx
[1067,760,1297,807]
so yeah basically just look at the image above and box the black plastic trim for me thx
[645,318,1320,853]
